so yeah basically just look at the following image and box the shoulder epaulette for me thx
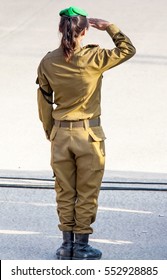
[85,44,99,48]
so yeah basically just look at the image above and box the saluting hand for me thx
[88,18,111,30]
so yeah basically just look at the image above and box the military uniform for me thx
[37,24,136,234]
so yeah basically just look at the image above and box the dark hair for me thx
[59,15,89,62]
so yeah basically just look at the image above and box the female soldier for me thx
[37,6,136,260]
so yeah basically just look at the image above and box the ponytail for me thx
[59,15,89,62]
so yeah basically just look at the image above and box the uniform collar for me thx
[58,43,82,53]
[74,42,82,52]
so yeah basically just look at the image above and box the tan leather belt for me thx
[54,117,100,128]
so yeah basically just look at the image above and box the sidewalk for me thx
[0,170,167,260]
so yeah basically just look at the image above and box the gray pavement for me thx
[0,170,167,260]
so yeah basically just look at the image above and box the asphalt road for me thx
[0,184,166,260]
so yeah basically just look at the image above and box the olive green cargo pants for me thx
[50,121,106,234]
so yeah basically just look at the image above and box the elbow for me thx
[129,45,136,57]
[124,46,136,60]
[132,46,136,56]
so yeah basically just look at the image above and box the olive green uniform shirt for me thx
[37,24,136,139]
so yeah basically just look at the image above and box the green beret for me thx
[59,6,88,17]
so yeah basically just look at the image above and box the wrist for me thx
[106,24,120,35]
[105,22,112,30]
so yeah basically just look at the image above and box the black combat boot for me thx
[56,231,74,260]
[72,234,102,260]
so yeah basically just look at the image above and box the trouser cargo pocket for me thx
[87,126,106,171]
[50,125,59,141]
